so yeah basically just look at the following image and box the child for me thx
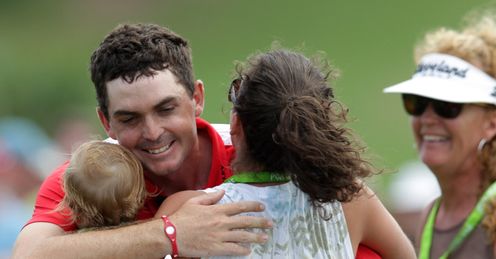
[59,140,147,228]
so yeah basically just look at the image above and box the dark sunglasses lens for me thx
[433,100,463,119]
[402,94,427,116]
[228,78,241,103]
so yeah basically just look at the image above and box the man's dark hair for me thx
[90,23,195,119]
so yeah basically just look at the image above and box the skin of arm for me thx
[155,190,205,217]
[343,186,417,259]
[12,191,271,259]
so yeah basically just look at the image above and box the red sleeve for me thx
[24,161,76,232]
[356,244,381,259]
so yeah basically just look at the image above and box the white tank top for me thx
[203,182,354,259]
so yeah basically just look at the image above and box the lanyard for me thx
[224,171,291,184]
[419,182,496,259]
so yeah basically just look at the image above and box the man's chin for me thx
[143,162,180,177]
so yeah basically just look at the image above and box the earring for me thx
[478,138,487,153]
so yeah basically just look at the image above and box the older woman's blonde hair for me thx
[414,15,496,77]
[414,13,496,242]
[60,140,146,228]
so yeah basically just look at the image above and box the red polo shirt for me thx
[25,118,234,231]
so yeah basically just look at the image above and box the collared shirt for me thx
[25,118,234,231]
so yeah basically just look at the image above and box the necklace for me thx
[419,182,496,259]
[224,171,290,184]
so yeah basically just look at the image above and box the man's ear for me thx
[193,80,205,117]
[97,107,116,140]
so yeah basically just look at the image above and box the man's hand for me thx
[169,190,272,257]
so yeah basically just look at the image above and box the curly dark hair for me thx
[230,49,374,212]
[90,23,195,119]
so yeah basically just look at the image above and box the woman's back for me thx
[204,182,354,259]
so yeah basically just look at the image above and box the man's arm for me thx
[13,220,167,259]
[13,191,271,259]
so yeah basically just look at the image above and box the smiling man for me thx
[12,23,270,259]
[101,69,210,192]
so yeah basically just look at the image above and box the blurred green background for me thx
[2,0,496,253]
[0,0,490,183]
[1,0,494,197]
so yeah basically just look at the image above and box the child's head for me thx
[61,140,146,228]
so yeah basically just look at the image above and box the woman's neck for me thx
[435,168,481,229]
[227,171,290,186]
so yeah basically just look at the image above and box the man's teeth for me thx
[147,143,171,154]
[423,135,447,141]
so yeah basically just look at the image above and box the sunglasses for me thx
[401,94,464,119]
[228,75,247,104]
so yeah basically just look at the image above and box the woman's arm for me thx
[343,186,416,259]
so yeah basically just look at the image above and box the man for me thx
[13,23,271,258]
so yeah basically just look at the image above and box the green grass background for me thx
[1,0,494,202]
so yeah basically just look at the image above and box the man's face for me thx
[98,69,204,176]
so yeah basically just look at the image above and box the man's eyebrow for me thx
[153,96,177,109]
[113,110,138,118]
[112,96,178,117]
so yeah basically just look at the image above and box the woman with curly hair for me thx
[384,14,496,258]
[160,49,415,258]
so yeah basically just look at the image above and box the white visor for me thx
[383,53,496,104]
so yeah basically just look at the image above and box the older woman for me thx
[384,15,496,258]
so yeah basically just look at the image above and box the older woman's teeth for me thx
[423,135,447,142]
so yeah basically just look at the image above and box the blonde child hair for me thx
[60,140,147,228]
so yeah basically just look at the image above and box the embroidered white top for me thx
[203,182,354,259]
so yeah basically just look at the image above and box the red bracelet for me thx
[161,215,178,258]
